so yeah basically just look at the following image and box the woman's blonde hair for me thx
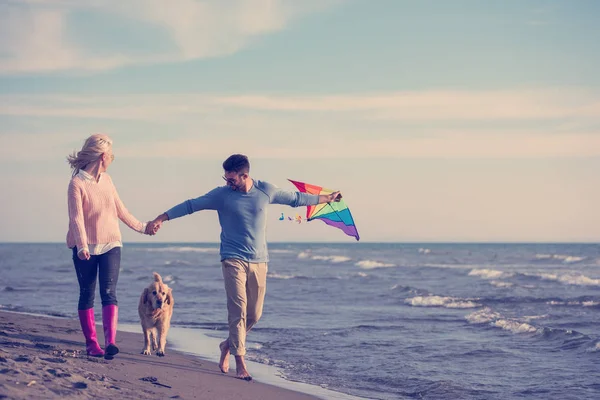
[67,134,113,176]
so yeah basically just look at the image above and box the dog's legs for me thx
[141,328,152,355]
[157,325,168,357]
[151,328,158,351]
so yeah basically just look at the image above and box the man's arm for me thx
[269,184,342,207]
[148,188,222,234]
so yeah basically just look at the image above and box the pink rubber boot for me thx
[77,309,104,357]
[102,305,120,357]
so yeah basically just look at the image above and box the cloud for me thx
[0,0,339,74]
[215,89,600,120]
[1,87,599,161]
[1,88,599,121]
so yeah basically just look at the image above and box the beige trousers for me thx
[221,258,267,356]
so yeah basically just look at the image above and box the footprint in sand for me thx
[14,355,36,363]
[0,368,20,375]
[41,357,67,363]
[47,368,71,378]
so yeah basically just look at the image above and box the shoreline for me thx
[0,310,326,400]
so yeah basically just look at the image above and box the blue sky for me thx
[0,0,599,243]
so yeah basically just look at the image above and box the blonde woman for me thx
[66,134,154,357]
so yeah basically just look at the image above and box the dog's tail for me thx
[153,272,163,283]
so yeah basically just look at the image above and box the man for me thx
[149,154,341,380]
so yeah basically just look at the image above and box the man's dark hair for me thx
[223,154,250,174]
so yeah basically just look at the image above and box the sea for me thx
[1,242,599,400]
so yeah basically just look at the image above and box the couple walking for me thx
[67,134,342,379]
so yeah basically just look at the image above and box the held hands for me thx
[145,213,168,235]
[145,220,162,235]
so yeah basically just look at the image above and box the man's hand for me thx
[329,191,342,202]
[318,191,342,204]
[147,213,169,235]
[145,221,159,235]
[77,249,91,260]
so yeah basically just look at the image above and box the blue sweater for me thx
[165,180,320,262]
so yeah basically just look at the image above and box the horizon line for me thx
[0,241,597,245]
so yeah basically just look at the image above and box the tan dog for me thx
[138,272,174,357]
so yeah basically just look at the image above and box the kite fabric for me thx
[288,179,360,241]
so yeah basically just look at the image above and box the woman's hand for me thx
[78,249,91,260]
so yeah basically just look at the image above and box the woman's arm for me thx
[67,180,89,255]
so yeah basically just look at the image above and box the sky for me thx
[0,0,599,243]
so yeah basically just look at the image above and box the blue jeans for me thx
[72,247,121,310]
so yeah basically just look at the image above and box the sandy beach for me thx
[0,310,319,400]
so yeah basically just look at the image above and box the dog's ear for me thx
[142,288,149,304]
[166,288,173,305]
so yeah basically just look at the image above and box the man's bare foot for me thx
[219,340,230,373]
[235,355,252,381]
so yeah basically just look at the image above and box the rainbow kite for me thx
[289,179,360,241]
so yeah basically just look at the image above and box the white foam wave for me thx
[311,255,352,263]
[405,295,480,309]
[534,254,586,263]
[524,272,600,286]
[468,269,513,279]
[267,273,299,280]
[418,248,431,254]
[164,260,192,266]
[466,308,539,334]
[547,300,600,307]
[355,272,368,278]
[522,315,548,321]
[297,251,350,263]
[146,246,218,253]
[493,319,538,334]
[490,281,513,288]
[162,275,176,284]
[268,249,294,254]
[356,260,396,269]
[465,308,501,324]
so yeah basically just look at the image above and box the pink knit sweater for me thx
[66,172,144,250]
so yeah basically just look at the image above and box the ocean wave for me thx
[468,269,514,280]
[297,251,351,263]
[418,248,431,254]
[493,319,538,333]
[523,272,600,286]
[165,260,193,266]
[405,295,480,309]
[534,254,586,263]
[143,246,219,253]
[466,308,537,334]
[311,255,352,263]
[267,272,312,280]
[268,249,295,254]
[546,300,600,307]
[489,281,514,288]
[356,260,396,269]
[465,309,594,342]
